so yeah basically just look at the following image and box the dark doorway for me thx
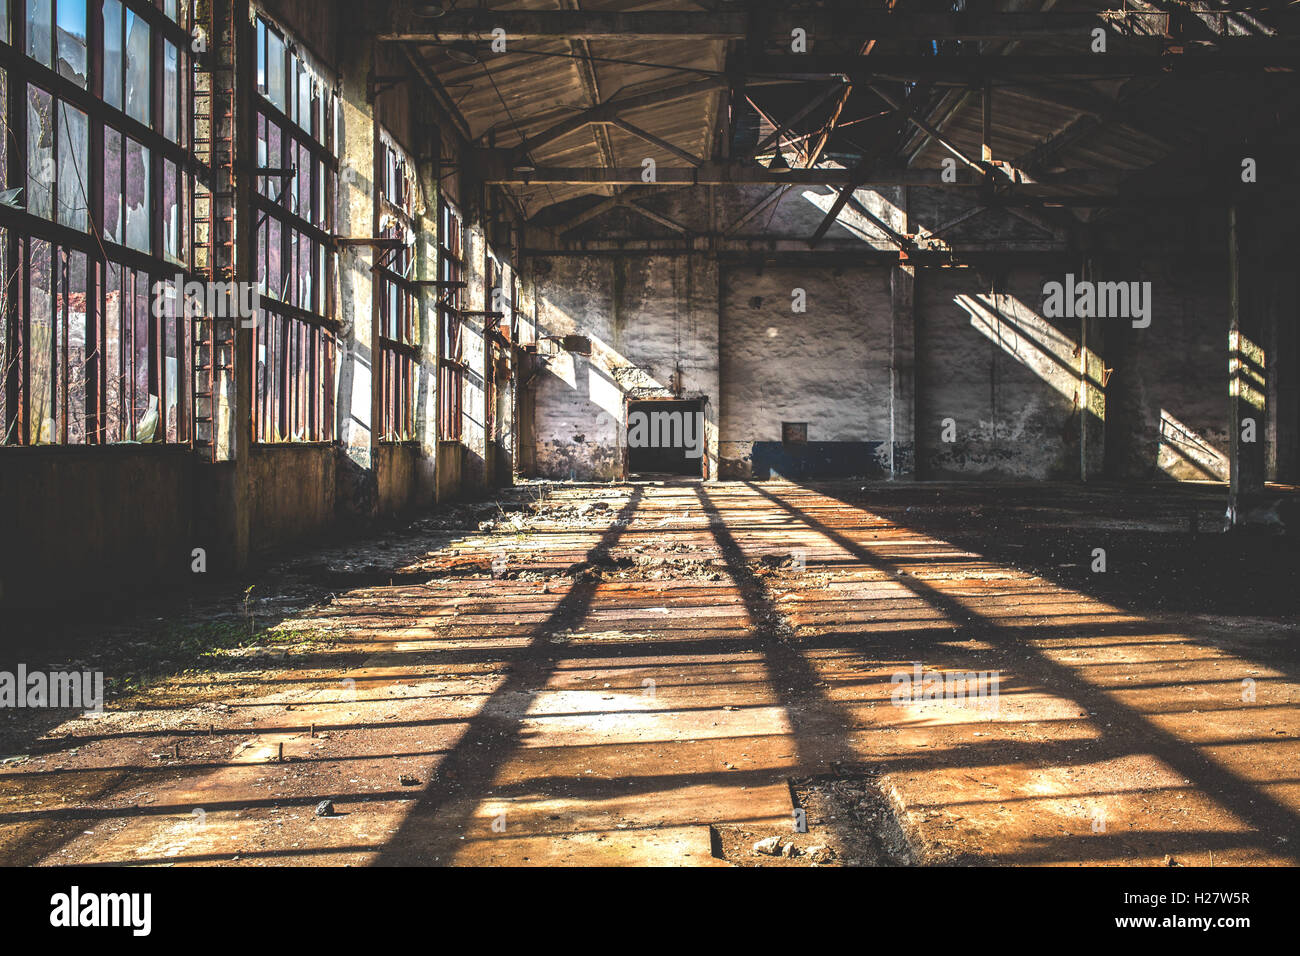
[627,399,704,478]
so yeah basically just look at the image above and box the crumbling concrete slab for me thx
[3,480,1296,866]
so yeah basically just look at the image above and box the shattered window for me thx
[26,0,52,68]
[252,13,338,444]
[56,0,88,88]
[103,0,122,109]
[438,200,465,442]
[124,8,149,125]
[378,136,419,442]
[1,0,194,447]
[26,84,54,221]
[56,101,89,231]
[124,135,149,252]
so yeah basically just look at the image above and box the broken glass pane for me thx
[105,261,123,441]
[55,0,87,88]
[124,136,150,252]
[103,126,122,243]
[256,17,265,94]
[297,61,310,132]
[56,101,88,231]
[163,39,178,142]
[26,0,52,68]
[28,238,54,443]
[125,9,149,125]
[163,157,181,263]
[132,272,150,438]
[26,85,54,221]
[268,29,285,111]
[103,0,123,110]
[165,286,178,442]
[63,249,88,443]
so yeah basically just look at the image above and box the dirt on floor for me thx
[1,480,1297,867]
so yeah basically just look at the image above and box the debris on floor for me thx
[1,481,1296,868]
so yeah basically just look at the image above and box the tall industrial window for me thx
[252,13,336,443]
[0,0,194,446]
[376,134,417,442]
[437,197,464,442]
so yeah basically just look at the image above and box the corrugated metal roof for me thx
[407,0,1296,222]
[411,0,727,218]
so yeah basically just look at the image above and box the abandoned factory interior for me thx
[0,0,1298,891]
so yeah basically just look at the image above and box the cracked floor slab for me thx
[2,481,1296,867]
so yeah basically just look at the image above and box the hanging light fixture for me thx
[411,2,447,17]
[767,131,792,174]
[446,41,480,65]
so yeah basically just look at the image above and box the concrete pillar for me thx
[414,129,440,504]
[1080,312,1107,480]
[334,18,377,517]
[227,0,255,571]
[889,262,916,479]
[1228,203,1268,525]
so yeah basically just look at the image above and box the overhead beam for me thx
[1015,114,1102,172]
[809,185,855,248]
[869,84,999,179]
[746,82,848,160]
[981,81,993,163]
[381,11,749,41]
[554,194,623,234]
[397,44,471,144]
[551,184,688,234]
[378,9,1298,43]
[749,52,1300,80]
[622,202,689,235]
[849,196,910,246]
[561,0,617,177]
[724,186,790,236]
[485,161,1130,189]
[805,0,899,170]
[901,88,968,168]
[898,2,1055,170]
[919,205,988,240]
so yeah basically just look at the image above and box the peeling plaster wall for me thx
[719,263,893,478]
[917,267,1084,481]
[333,5,377,518]
[528,255,720,480]
[520,194,1261,488]
[1104,260,1231,482]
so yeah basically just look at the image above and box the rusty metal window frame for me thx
[437,195,463,442]
[0,0,198,447]
[376,133,416,443]
[251,11,337,444]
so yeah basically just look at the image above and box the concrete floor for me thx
[2,481,1297,866]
